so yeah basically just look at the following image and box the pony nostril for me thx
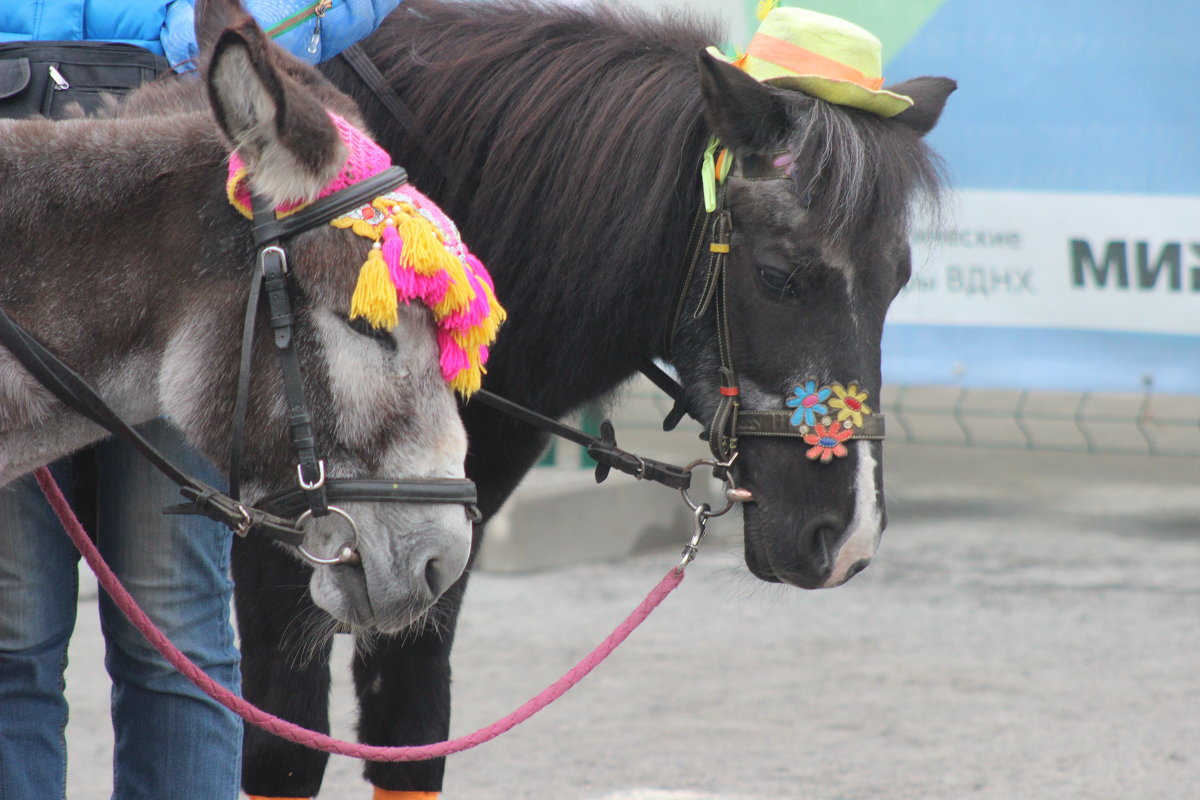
[798,513,845,567]
[424,558,440,595]
[844,558,871,580]
[423,557,453,598]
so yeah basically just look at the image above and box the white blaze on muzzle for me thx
[824,440,883,587]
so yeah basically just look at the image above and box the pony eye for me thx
[344,315,398,351]
[756,266,803,299]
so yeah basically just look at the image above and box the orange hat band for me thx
[737,32,885,90]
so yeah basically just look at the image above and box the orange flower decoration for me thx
[803,422,855,463]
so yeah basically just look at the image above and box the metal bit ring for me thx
[296,505,361,566]
[679,458,739,518]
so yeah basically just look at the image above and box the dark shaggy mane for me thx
[359,0,941,409]
[364,0,719,405]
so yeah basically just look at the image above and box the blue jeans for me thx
[0,420,242,799]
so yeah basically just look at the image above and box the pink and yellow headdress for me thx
[227,113,505,395]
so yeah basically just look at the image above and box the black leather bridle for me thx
[656,149,886,465]
[0,164,479,566]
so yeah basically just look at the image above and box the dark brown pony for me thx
[233,0,954,794]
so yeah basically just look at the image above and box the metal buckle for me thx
[675,454,746,573]
[677,503,711,573]
[298,459,327,491]
[259,244,288,276]
[632,455,647,480]
[233,503,253,538]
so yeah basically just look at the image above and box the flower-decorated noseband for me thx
[787,380,874,463]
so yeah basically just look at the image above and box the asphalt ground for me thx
[63,442,1200,799]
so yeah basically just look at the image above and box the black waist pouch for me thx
[0,41,169,121]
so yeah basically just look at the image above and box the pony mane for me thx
[370,0,719,400]
[366,0,942,404]
[780,96,945,253]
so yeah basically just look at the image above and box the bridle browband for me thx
[0,163,479,566]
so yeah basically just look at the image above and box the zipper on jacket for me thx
[265,0,334,53]
[48,65,70,90]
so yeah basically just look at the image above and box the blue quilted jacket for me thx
[0,0,400,67]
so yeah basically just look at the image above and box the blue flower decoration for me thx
[786,380,832,427]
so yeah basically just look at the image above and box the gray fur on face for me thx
[0,42,471,633]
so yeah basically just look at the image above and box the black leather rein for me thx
[0,164,479,561]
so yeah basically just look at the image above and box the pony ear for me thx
[194,0,250,65]
[206,19,346,208]
[887,77,957,136]
[696,49,790,153]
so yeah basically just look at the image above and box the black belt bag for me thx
[0,41,169,121]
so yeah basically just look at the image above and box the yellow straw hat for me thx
[708,6,913,117]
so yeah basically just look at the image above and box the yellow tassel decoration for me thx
[330,216,383,242]
[349,243,399,330]
[394,211,444,273]
[433,266,476,317]
[329,187,505,398]
[450,370,480,396]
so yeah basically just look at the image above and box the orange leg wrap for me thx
[244,787,438,799]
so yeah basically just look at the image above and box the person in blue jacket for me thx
[0,2,398,798]
[0,0,398,68]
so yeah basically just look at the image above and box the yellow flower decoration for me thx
[828,383,872,428]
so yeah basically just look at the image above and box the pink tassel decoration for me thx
[413,270,450,308]
[437,329,471,382]
[302,110,505,396]
[381,222,416,301]
[466,254,495,293]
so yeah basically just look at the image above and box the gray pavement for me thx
[63,442,1200,799]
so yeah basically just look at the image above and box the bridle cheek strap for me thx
[259,235,329,515]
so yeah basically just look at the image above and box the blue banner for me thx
[878,0,1200,393]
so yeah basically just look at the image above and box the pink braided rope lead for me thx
[36,466,685,761]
